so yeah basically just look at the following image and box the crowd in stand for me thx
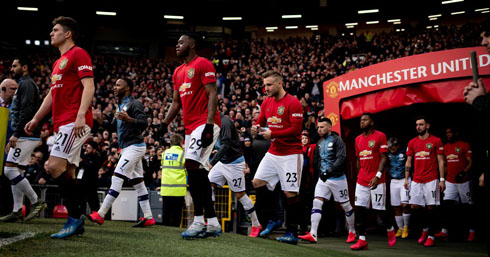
[0,24,482,190]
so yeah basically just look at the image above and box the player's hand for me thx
[201,123,214,148]
[479,173,485,187]
[115,111,131,122]
[369,176,379,190]
[244,167,250,174]
[464,79,486,105]
[259,129,272,140]
[74,114,86,138]
[24,118,39,136]
[251,125,259,137]
[320,172,328,182]
[439,180,446,193]
[8,136,18,149]
[404,179,410,190]
[38,178,46,185]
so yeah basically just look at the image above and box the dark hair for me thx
[120,77,134,92]
[14,56,31,72]
[361,112,374,121]
[52,16,79,41]
[262,70,283,81]
[415,115,429,124]
[318,116,332,125]
[480,17,490,33]
[387,137,399,147]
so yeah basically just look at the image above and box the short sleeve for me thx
[379,132,388,153]
[465,142,472,157]
[355,137,360,157]
[406,140,414,157]
[289,98,304,123]
[198,59,216,86]
[73,49,93,79]
[436,138,444,155]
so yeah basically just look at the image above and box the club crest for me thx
[187,68,195,79]
[59,58,68,70]
[277,106,285,115]
[368,140,375,148]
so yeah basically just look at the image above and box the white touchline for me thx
[0,232,36,247]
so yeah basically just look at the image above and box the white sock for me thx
[238,195,260,227]
[402,213,411,227]
[441,228,448,234]
[470,229,475,233]
[387,226,394,232]
[208,217,220,226]
[133,181,152,219]
[423,227,429,232]
[340,201,356,233]
[5,167,38,211]
[428,236,434,240]
[359,235,366,241]
[98,176,124,217]
[194,215,205,224]
[395,216,403,229]
[211,186,215,202]
[310,198,323,236]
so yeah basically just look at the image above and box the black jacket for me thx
[11,75,40,138]
[114,96,147,149]
[210,115,243,165]
[312,132,346,179]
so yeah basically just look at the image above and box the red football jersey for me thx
[173,56,221,134]
[444,141,471,183]
[50,46,93,132]
[407,135,443,183]
[257,94,303,156]
[355,130,388,187]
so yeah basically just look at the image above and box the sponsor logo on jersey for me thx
[446,154,458,160]
[277,106,285,115]
[179,83,191,92]
[292,113,302,117]
[59,58,68,70]
[359,150,372,156]
[205,72,215,77]
[455,147,461,153]
[51,74,63,84]
[368,140,375,148]
[415,151,430,158]
[426,143,433,150]
[326,81,339,98]
[187,68,195,79]
[78,65,93,71]
[267,116,282,124]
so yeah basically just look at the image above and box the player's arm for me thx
[25,89,53,135]
[210,121,231,166]
[162,90,181,127]
[404,155,412,189]
[331,137,347,174]
[252,102,267,137]
[268,101,303,139]
[437,154,446,191]
[123,101,147,126]
[204,82,218,125]
[369,152,387,189]
[14,82,35,138]
[74,77,95,137]
[464,147,473,172]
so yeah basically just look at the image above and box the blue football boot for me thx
[50,216,85,239]
[276,232,298,245]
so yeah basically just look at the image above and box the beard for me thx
[362,124,373,133]
[417,129,427,136]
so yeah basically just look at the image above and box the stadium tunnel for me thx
[322,46,490,237]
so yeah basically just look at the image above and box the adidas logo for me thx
[54,146,61,151]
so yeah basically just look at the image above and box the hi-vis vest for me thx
[161,145,187,196]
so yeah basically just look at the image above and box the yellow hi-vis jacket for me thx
[161,145,187,197]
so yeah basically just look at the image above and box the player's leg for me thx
[458,181,476,241]
[351,183,370,250]
[391,179,404,237]
[131,177,155,227]
[276,154,303,245]
[299,179,330,243]
[424,179,440,247]
[331,177,356,243]
[401,178,411,238]
[371,183,396,247]
[437,181,458,239]
[410,181,430,244]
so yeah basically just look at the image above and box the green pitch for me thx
[0,219,486,257]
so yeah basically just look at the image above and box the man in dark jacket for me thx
[78,141,102,214]
[1,58,46,222]
[87,77,155,227]
[209,114,261,237]
[298,117,356,243]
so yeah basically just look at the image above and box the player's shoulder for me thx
[71,46,90,56]
[430,135,442,143]
[374,130,386,137]
[195,56,213,66]
[408,136,418,145]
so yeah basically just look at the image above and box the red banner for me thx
[323,47,490,134]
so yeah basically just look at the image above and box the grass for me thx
[0,219,351,257]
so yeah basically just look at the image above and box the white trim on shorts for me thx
[50,122,91,167]
[409,179,440,206]
[209,160,246,192]
[253,152,303,193]
[6,138,40,166]
[443,181,472,204]
[355,183,386,210]
[314,176,350,203]
[390,178,411,206]
[184,124,220,171]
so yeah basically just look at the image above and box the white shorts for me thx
[443,181,472,204]
[390,178,411,206]
[6,137,40,166]
[409,179,440,206]
[254,152,303,193]
[209,160,246,192]
[114,144,146,180]
[314,176,350,203]
[355,183,386,210]
[50,122,91,166]
[185,124,220,171]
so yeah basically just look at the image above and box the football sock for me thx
[285,196,301,236]
[340,201,356,233]
[238,195,260,227]
[395,215,404,229]
[98,176,124,217]
[133,181,152,219]
[402,213,411,228]
[5,167,38,211]
[310,198,323,236]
